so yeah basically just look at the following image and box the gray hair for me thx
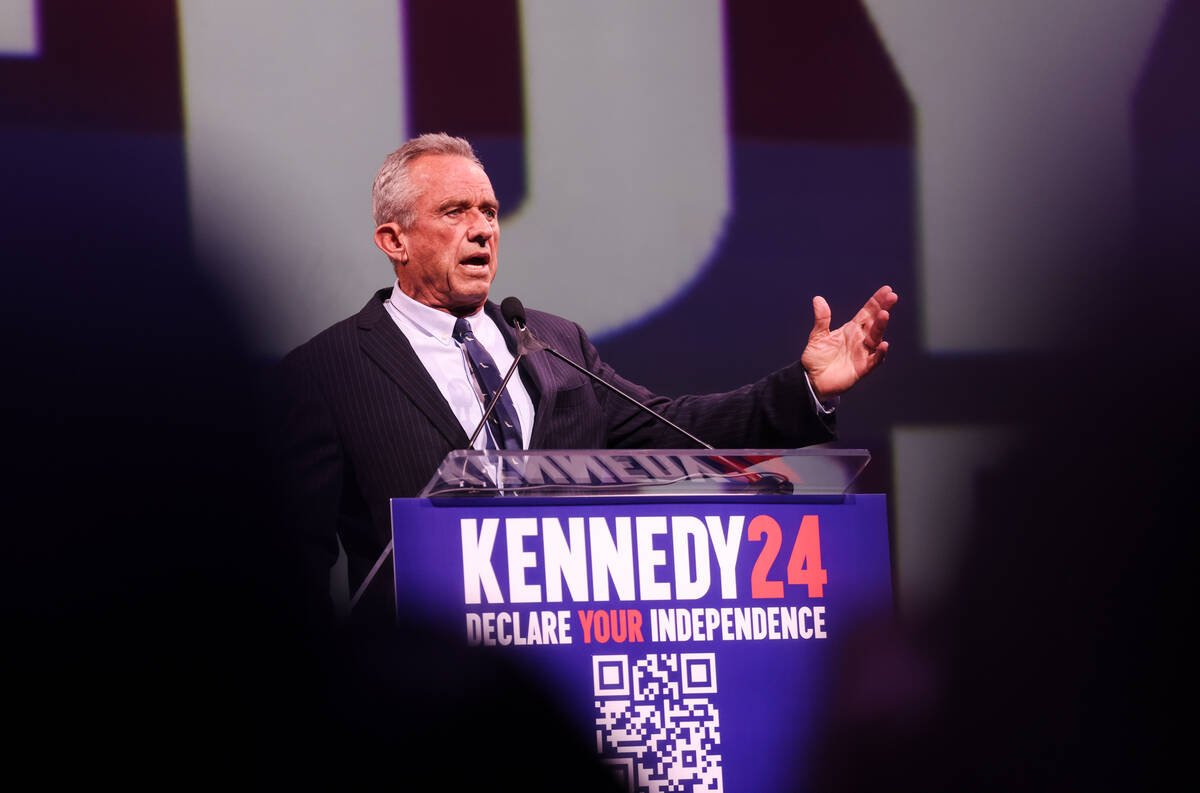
[371,133,483,229]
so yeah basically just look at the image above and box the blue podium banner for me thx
[391,495,891,792]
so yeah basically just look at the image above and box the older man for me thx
[278,133,897,617]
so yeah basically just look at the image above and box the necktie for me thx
[452,317,524,450]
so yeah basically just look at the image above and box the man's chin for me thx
[448,290,491,316]
[452,278,494,306]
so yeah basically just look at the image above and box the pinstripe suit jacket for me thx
[278,288,835,615]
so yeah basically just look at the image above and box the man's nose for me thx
[467,210,494,244]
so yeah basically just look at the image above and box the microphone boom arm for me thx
[502,297,714,451]
[533,334,713,450]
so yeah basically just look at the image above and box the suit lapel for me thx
[357,289,469,448]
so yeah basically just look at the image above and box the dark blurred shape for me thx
[404,0,525,137]
[1,173,618,793]
[806,4,1199,785]
[810,341,1194,789]
[727,0,912,143]
[0,0,182,132]
[403,0,529,215]
[1133,0,1200,292]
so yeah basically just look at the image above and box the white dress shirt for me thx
[384,282,536,450]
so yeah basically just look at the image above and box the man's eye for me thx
[446,208,462,216]
[483,208,497,220]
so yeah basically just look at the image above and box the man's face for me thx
[393,154,499,315]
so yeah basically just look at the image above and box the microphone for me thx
[500,296,525,326]
[499,297,713,450]
[502,296,548,356]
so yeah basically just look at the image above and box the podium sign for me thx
[391,452,891,792]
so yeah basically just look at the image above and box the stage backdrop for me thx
[3,0,1197,613]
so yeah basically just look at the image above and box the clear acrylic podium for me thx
[419,448,872,498]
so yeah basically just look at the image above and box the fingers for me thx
[810,295,832,338]
[864,308,890,349]
[858,340,889,378]
[853,286,897,351]
[855,285,899,324]
[874,284,899,309]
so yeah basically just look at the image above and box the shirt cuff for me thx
[803,371,839,415]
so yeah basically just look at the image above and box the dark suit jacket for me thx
[277,288,835,617]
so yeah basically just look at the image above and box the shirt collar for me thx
[387,280,486,344]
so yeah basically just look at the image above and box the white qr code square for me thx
[593,653,722,793]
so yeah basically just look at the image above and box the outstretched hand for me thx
[801,285,898,400]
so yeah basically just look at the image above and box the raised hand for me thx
[800,285,898,400]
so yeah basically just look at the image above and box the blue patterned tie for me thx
[452,317,524,450]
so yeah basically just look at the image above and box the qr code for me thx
[592,653,722,792]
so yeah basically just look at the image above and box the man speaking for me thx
[278,133,897,619]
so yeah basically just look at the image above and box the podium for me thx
[390,449,891,792]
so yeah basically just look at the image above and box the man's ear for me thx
[374,223,406,265]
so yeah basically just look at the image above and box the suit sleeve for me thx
[272,348,345,617]
[568,322,836,449]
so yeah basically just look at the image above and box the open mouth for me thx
[460,254,491,267]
